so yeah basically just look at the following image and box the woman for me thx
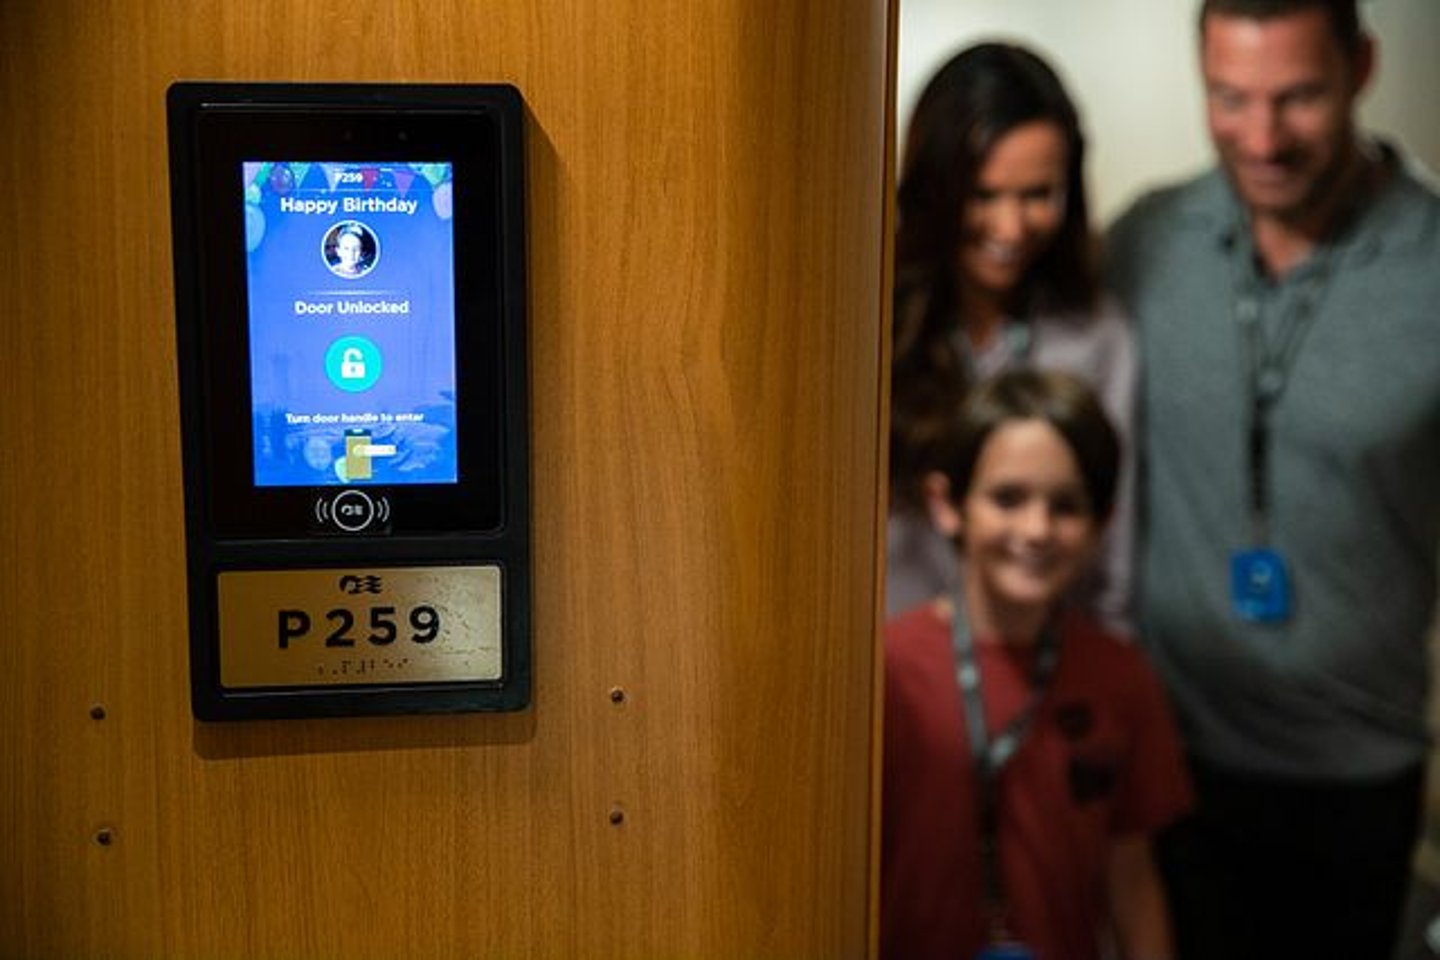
[888,43,1136,630]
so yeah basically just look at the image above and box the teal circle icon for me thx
[325,336,382,392]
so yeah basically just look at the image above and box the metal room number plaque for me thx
[217,566,503,688]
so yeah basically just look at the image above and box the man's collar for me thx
[1208,140,1423,268]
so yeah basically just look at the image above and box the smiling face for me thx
[1202,7,1370,225]
[957,120,1069,302]
[336,232,365,272]
[958,418,1100,638]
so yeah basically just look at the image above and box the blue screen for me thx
[243,161,458,487]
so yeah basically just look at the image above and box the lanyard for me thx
[951,603,1060,939]
[1232,246,1335,543]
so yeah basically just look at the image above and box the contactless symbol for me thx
[330,489,375,532]
[313,494,389,533]
[325,335,382,392]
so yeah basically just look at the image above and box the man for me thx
[1107,1,1440,957]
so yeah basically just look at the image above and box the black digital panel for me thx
[191,100,507,537]
[169,83,530,720]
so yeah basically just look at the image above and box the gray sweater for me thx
[1108,148,1440,780]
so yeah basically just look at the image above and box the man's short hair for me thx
[1200,0,1364,54]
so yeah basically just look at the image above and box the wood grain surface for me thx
[0,1,893,956]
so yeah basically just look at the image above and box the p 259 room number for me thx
[277,605,441,649]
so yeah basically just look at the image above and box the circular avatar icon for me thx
[325,335,382,392]
[322,219,380,279]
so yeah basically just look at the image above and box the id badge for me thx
[1230,548,1291,622]
[977,943,1035,960]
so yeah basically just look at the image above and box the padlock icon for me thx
[340,348,366,379]
[327,336,381,392]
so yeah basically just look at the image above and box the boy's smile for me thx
[958,418,1100,640]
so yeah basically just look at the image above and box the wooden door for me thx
[0,1,893,955]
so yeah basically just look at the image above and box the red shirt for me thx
[881,604,1192,960]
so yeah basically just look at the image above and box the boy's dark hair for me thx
[941,369,1121,521]
[1200,0,1364,54]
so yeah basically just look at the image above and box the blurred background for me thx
[897,0,1440,224]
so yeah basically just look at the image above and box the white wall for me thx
[897,0,1440,225]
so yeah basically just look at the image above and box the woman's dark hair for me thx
[895,43,1096,356]
[890,43,1098,507]
[943,369,1121,522]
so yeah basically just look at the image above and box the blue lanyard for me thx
[951,602,1060,938]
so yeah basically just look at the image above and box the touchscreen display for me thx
[243,161,457,487]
